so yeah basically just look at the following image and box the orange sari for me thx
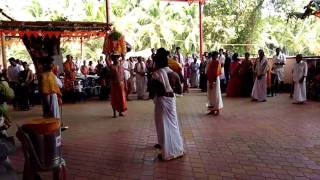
[110,65,127,112]
[63,61,76,91]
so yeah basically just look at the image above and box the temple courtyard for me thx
[9,90,320,180]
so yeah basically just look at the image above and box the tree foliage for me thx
[2,0,319,62]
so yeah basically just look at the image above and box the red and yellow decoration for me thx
[103,29,126,55]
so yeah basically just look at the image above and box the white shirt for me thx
[7,65,21,82]
[218,54,226,79]
[255,57,269,76]
[272,53,286,70]
[135,61,146,75]
[293,61,308,82]
[175,53,185,66]
[122,60,131,80]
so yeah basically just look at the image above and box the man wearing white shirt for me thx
[7,58,22,110]
[292,54,308,104]
[272,48,286,92]
[175,47,184,66]
[122,58,132,99]
[134,57,147,100]
[7,58,21,83]
[218,49,226,92]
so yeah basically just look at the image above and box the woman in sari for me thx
[206,51,223,115]
[149,48,184,161]
[226,53,242,97]
[239,53,254,97]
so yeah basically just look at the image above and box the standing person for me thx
[252,50,269,102]
[224,50,232,87]
[239,52,254,97]
[99,61,112,100]
[218,49,226,93]
[272,47,286,92]
[123,58,132,100]
[206,51,223,115]
[88,61,95,75]
[226,53,242,97]
[7,58,21,110]
[146,57,154,95]
[199,53,208,92]
[80,61,89,76]
[175,47,184,66]
[39,57,62,118]
[183,58,190,93]
[95,60,104,76]
[107,53,127,118]
[63,55,76,101]
[134,57,147,100]
[292,54,308,104]
[129,57,137,94]
[190,55,200,88]
[19,62,33,111]
[149,48,184,161]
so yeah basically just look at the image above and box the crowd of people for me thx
[0,45,312,174]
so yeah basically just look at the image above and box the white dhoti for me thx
[42,93,60,118]
[274,68,285,82]
[293,81,306,102]
[251,76,267,101]
[136,75,146,98]
[207,79,223,110]
[154,96,184,161]
[190,72,199,88]
[130,76,136,93]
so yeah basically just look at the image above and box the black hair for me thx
[245,52,250,57]
[8,57,15,62]
[210,51,219,58]
[40,57,54,72]
[155,48,168,69]
[296,54,303,59]
[232,53,239,61]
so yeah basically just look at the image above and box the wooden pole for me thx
[1,33,7,71]
[80,37,83,60]
[106,0,110,25]
[199,1,204,62]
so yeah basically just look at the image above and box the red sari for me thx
[226,61,242,97]
[110,65,127,112]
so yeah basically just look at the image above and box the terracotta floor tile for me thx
[8,92,320,180]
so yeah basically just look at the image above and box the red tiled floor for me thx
[8,90,320,179]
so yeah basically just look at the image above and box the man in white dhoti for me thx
[218,49,226,92]
[190,56,200,88]
[122,58,132,100]
[272,48,286,92]
[150,48,184,161]
[292,54,308,104]
[206,51,223,115]
[252,50,269,102]
[134,57,147,100]
[128,58,136,94]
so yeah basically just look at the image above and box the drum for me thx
[22,118,62,168]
